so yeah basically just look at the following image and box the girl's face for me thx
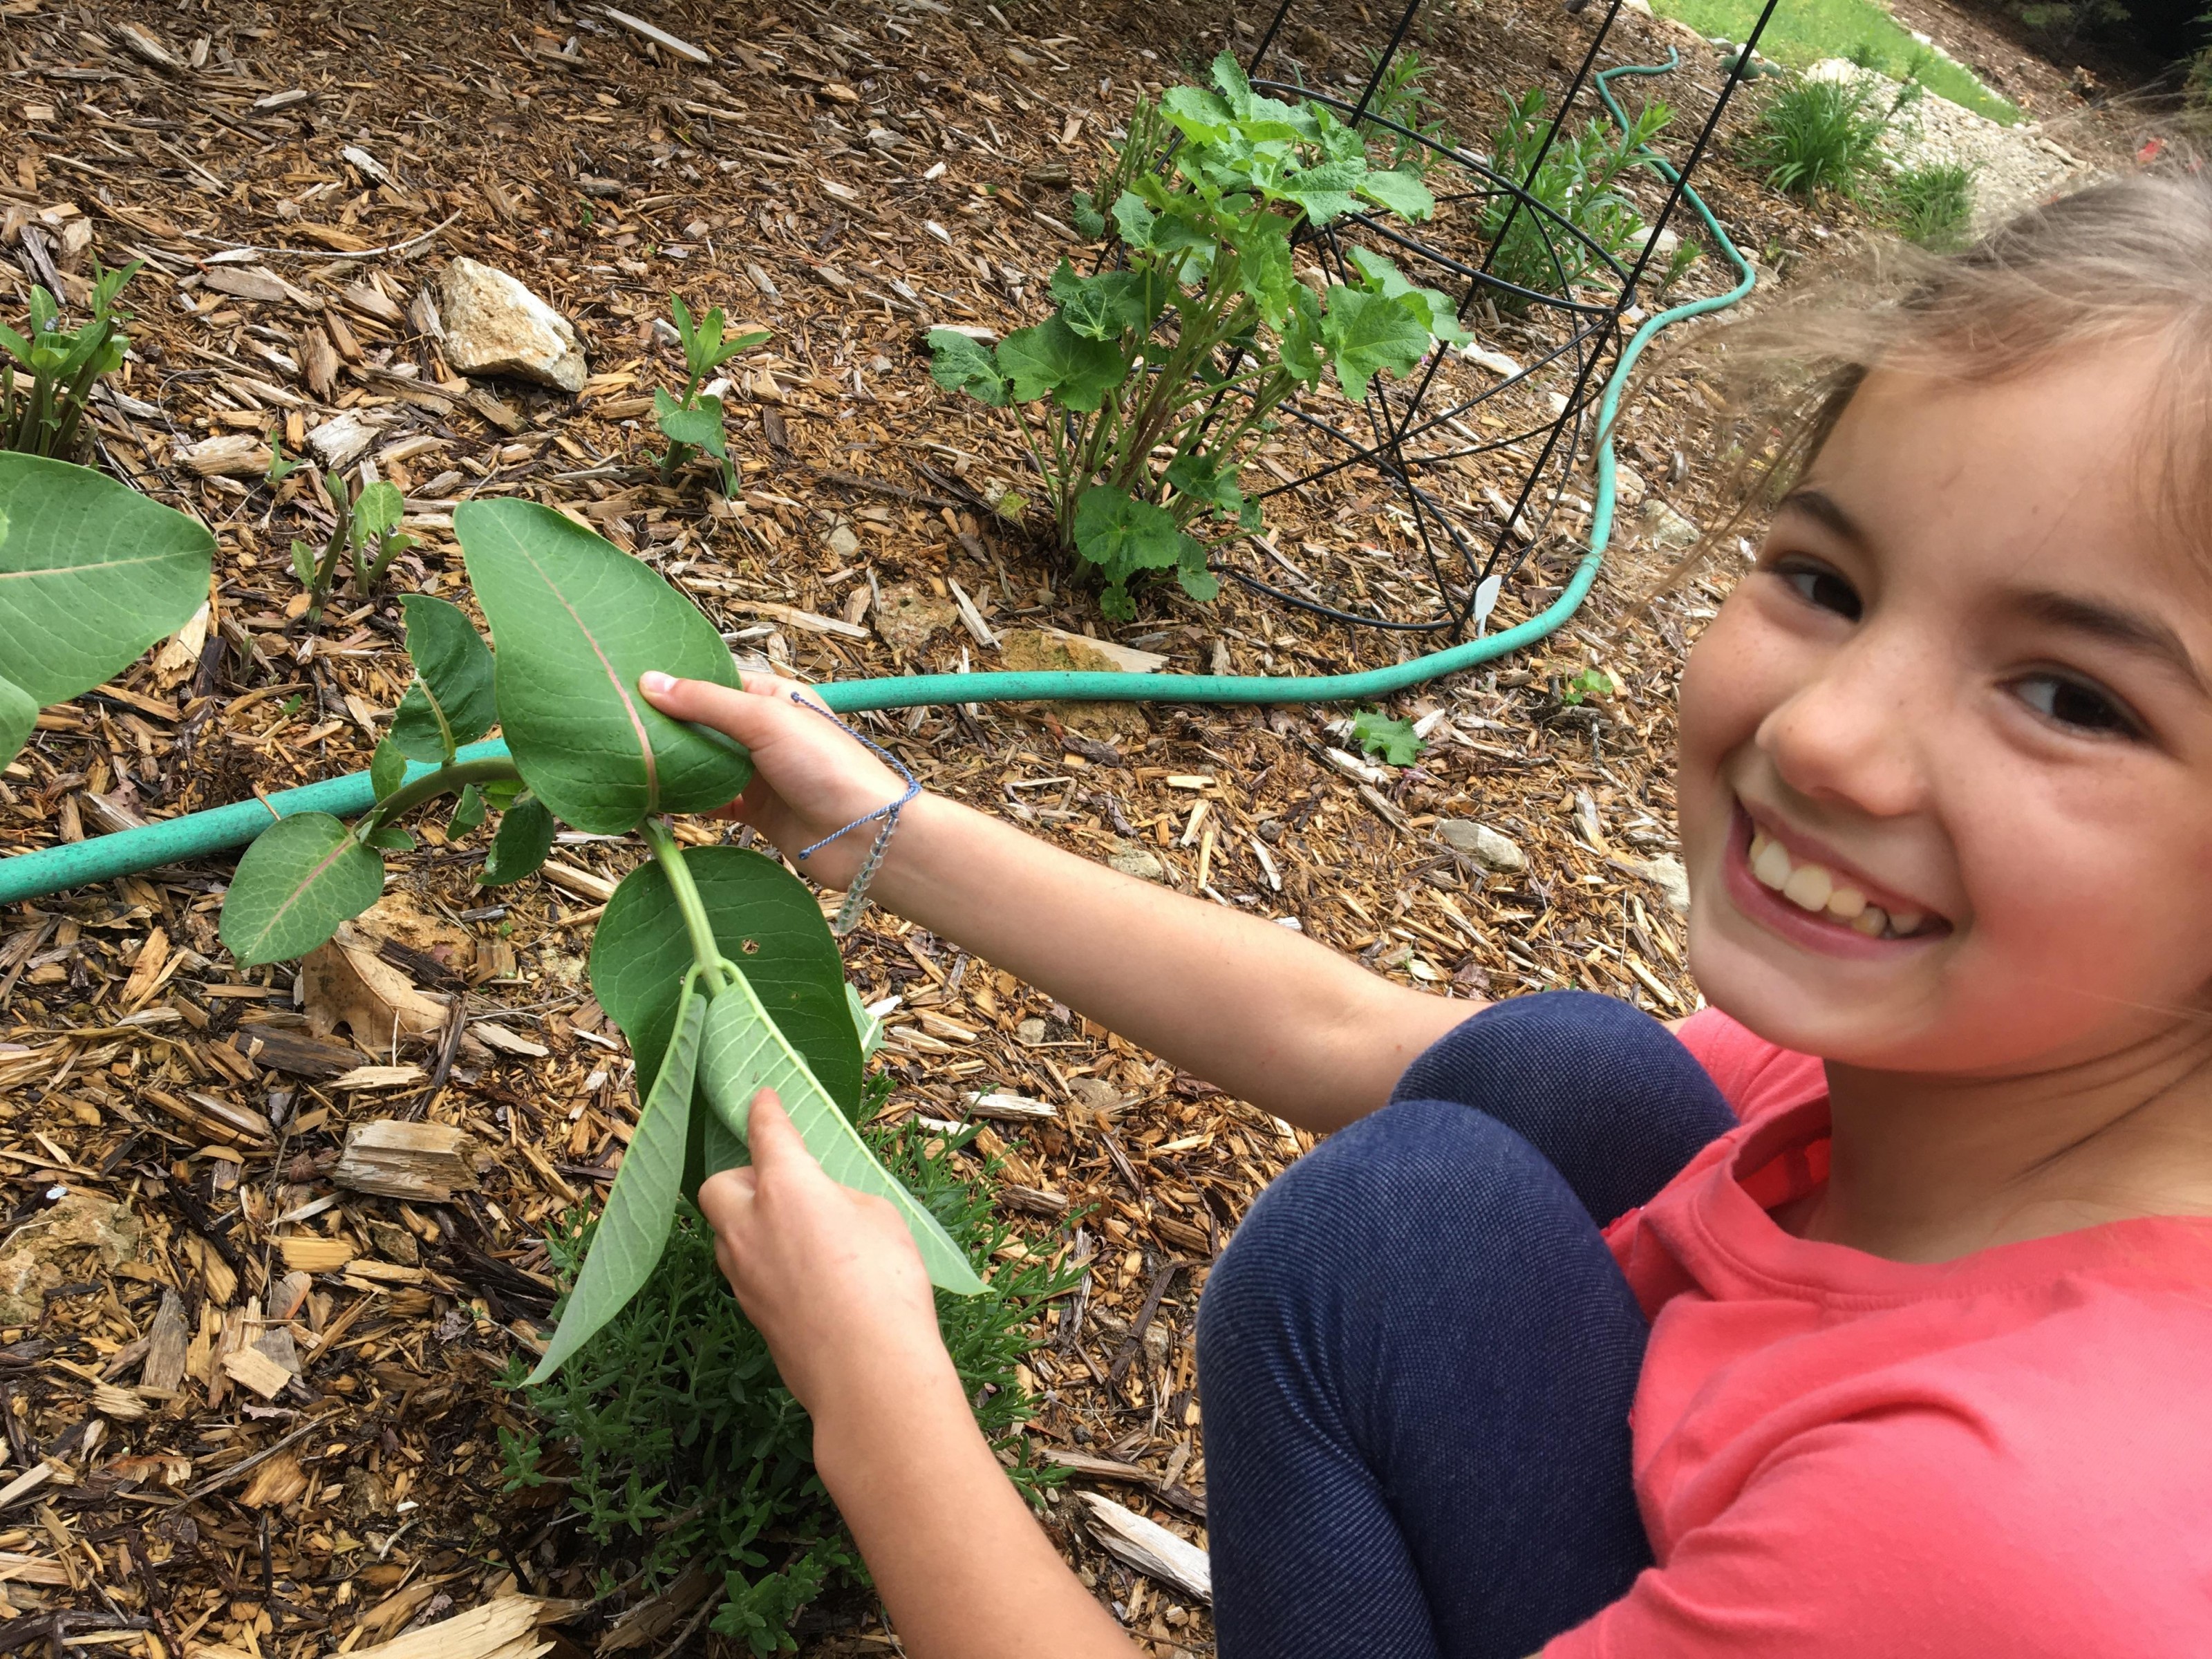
[1678,346,2212,1074]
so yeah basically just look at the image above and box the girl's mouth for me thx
[1723,804,1951,957]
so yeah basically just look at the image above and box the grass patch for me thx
[1882,160,1978,249]
[1743,76,1889,197]
[1651,0,2020,124]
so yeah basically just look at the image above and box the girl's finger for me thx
[744,1089,821,1178]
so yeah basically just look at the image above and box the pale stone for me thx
[1641,499,1702,550]
[0,1194,143,1324]
[1108,841,1166,883]
[438,257,587,392]
[1437,820,1526,874]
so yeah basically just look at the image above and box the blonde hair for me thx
[1685,174,2212,570]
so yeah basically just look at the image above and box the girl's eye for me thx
[2014,673,2139,738]
[1774,560,1863,621]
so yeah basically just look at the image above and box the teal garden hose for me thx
[0,55,1752,909]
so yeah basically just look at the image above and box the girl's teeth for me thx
[1825,885,1867,921]
[1888,907,1924,936]
[1751,838,1793,890]
[1850,906,1889,937]
[1781,863,1833,912]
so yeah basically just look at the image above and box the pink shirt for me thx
[1545,1009,2212,1656]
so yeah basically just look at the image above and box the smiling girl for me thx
[635,174,2212,1658]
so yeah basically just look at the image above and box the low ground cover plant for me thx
[1882,160,1977,250]
[1,261,140,460]
[507,1100,1071,1653]
[217,502,987,1384]
[930,52,1466,617]
[1479,86,1672,307]
[0,452,213,763]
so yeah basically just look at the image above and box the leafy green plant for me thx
[1741,75,1886,197]
[1071,95,1170,241]
[1358,46,1456,177]
[1882,160,1976,250]
[507,1109,1072,1653]
[929,53,1465,617]
[0,453,214,764]
[0,261,140,460]
[1654,237,1703,299]
[289,474,416,624]
[1351,708,1423,765]
[1480,88,1671,308]
[1561,666,1615,705]
[219,503,986,1380]
[656,294,769,495]
[263,435,303,485]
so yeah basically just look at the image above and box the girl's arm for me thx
[642,673,1477,1134]
[700,1092,1138,1659]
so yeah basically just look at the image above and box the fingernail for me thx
[639,671,676,695]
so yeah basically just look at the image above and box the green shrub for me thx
[1479,88,1672,308]
[931,53,1465,618]
[1743,75,1886,196]
[1882,160,1977,250]
[504,1108,1074,1655]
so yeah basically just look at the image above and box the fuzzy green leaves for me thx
[926,329,1009,407]
[1320,286,1435,403]
[526,971,708,1384]
[388,594,496,764]
[219,812,385,966]
[695,968,984,1296]
[0,453,214,762]
[456,499,751,834]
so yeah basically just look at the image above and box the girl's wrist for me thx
[809,1346,975,1490]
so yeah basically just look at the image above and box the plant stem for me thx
[361,756,522,834]
[642,816,728,986]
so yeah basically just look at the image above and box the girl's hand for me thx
[639,671,910,890]
[695,1090,956,1423]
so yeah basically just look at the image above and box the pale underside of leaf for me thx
[527,977,706,1382]
[695,968,984,1295]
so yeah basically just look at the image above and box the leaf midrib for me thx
[509,529,659,808]
[239,830,359,954]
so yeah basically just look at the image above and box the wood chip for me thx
[218,1344,292,1401]
[327,1064,428,1090]
[599,6,713,64]
[276,1237,355,1273]
[1077,1492,1212,1604]
[334,1120,481,1202]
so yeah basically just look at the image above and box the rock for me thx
[437,257,587,393]
[1641,499,1702,551]
[1611,460,1647,507]
[872,583,960,653]
[1015,1016,1049,1047]
[1635,853,1691,915]
[0,1193,143,1324]
[1108,841,1166,883]
[825,524,861,561]
[1438,820,1526,874]
[177,433,272,478]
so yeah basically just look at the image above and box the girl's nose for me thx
[1756,636,1931,820]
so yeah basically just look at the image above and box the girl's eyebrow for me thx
[1774,487,1867,549]
[2012,589,2207,692]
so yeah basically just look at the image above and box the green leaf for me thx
[590,848,863,1191]
[482,794,555,885]
[1280,282,1325,385]
[1345,247,1472,346]
[1051,266,1154,343]
[390,594,496,763]
[926,328,1009,407]
[1110,192,1158,249]
[456,500,753,835]
[352,480,404,546]
[370,738,407,801]
[291,539,318,587]
[996,316,1125,412]
[1164,451,1244,520]
[695,968,984,1295]
[1230,214,1295,325]
[654,388,729,457]
[1071,487,1194,585]
[1352,709,1424,765]
[1069,189,1107,240]
[1358,167,1437,221]
[0,675,33,766]
[1320,286,1432,402]
[449,784,486,835]
[219,813,385,966]
[0,453,214,720]
[364,824,415,852]
[526,972,707,1383]
[1275,160,1363,225]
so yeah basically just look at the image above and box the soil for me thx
[0,0,2166,1656]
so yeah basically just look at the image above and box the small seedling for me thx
[290,474,416,624]
[656,294,769,495]
[1351,708,1425,765]
[264,435,303,485]
[0,261,141,460]
[220,503,985,1387]
[1358,46,1456,177]
[1654,238,1703,299]
[0,453,213,764]
[1561,667,1615,706]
